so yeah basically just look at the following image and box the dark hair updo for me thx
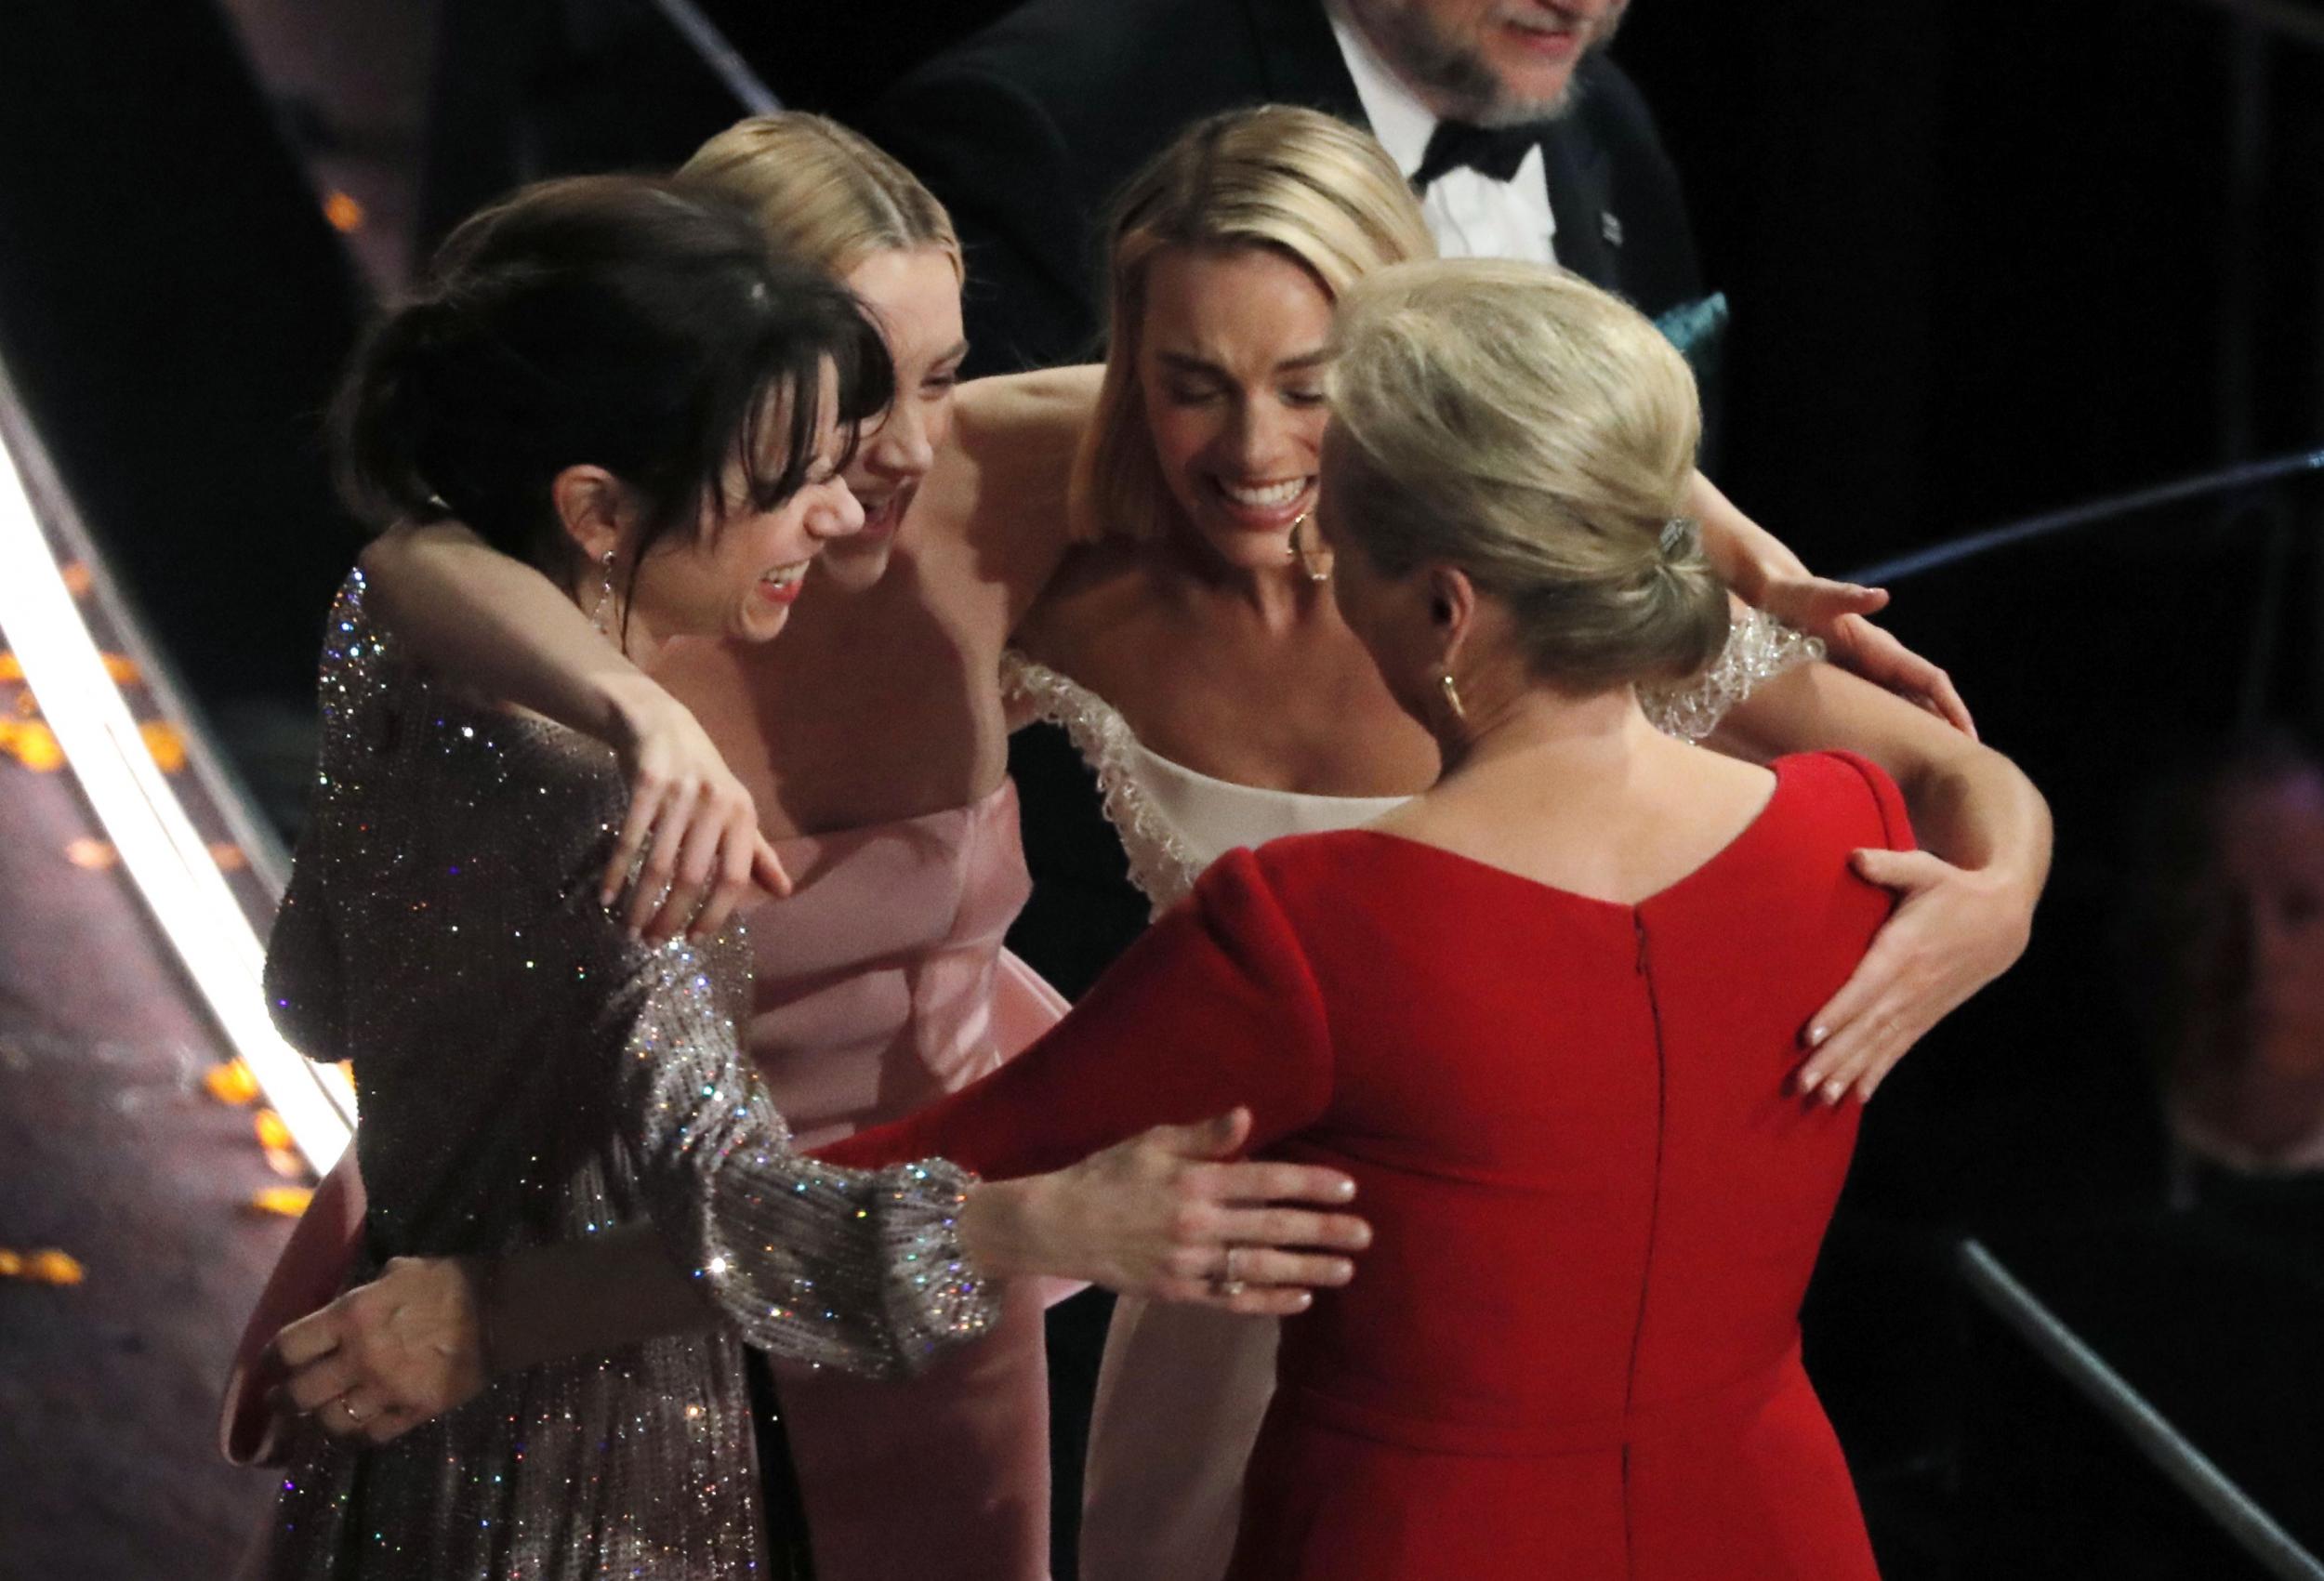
[334,173,893,582]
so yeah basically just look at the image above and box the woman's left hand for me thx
[272,1256,488,1445]
[1794,848,2034,1104]
[1755,576,1977,741]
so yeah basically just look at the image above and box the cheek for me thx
[922,391,958,457]
[1146,402,1223,481]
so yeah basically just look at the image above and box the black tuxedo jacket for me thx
[869,0,1707,377]
[867,0,1712,997]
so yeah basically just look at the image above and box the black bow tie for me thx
[1409,119,1552,190]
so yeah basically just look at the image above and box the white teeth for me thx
[1219,478,1310,509]
[760,563,807,588]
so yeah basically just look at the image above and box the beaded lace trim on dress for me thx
[1000,609,1819,913]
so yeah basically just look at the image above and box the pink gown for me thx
[751,779,1064,1581]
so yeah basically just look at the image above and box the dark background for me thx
[2,2,2320,1575]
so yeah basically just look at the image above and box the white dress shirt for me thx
[1327,5,1560,265]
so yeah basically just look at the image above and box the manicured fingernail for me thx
[1293,1291,1314,1310]
[1329,1260,1354,1284]
[1335,1179,1357,1201]
[1822,1081,1845,1106]
[1807,1026,1830,1048]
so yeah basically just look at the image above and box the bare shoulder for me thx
[950,363,1103,476]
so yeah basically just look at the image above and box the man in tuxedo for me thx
[869,0,1704,378]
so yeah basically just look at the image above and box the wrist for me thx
[957,1177,1051,1282]
[594,670,669,758]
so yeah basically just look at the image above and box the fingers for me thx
[1192,1158,1357,1208]
[1145,1108,1254,1164]
[284,1349,361,1415]
[602,771,667,909]
[1219,1245,1357,1291]
[1213,1204,1371,1254]
[271,1306,343,1371]
[1849,847,1948,893]
[645,795,727,943]
[750,837,793,902]
[1923,668,1977,741]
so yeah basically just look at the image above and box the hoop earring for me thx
[1437,668,1468,723]
[1286,512,1332,585]
[589,550,616,639]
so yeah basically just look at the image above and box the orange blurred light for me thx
[139,720,186,771]
[255,1109,294,1152]
[0,719,64,771]
[324,191,365,233]
[205,1060,261,1105]
[251,1187,314,1218]
[65,837,118,869]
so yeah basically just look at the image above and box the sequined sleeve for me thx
[597,903,1000,1377]
[264,572,391,1060]
[1640,607,1823,744]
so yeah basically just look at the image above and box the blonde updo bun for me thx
[1325,258,1729,691]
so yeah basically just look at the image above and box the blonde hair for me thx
[1073,106,1434,543]
[680,112,961,281]
[1326,258,1729,690]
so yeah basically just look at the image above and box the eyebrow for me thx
[1156,349,1331,376]
[931,340,970,367]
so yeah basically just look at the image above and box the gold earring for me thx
[1438,669,1467,722]
[589,550,616,638]
[1287,511,1332,585]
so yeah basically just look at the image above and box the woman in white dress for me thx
[314,108,2047,1581]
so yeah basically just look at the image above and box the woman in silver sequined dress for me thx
[248,175,1368,1580]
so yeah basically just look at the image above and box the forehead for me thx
[843,246,964,361]
[1141,244,1335,360]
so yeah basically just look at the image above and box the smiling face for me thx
[1341,0,1631,125]
[626,359,866,645]
[1138,244,1335,574]
[820,245,966,591]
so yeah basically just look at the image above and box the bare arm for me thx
[925,364,1103,634]
[358,525,786,937]
[1708,661,2051,1100]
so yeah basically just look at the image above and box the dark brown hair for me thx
[334,174,892,583]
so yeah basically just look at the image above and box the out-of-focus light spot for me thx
[250,1187,314,1219]
[140,721,186,772]
[324,191,365,233]
[263,1146,310,1179]
[205,1060,261,1106]
[0,652,20,681]
[209,842,248,872]
[255,1110,294,1152]
[65,837,118,869]
[58,562,92,597]
[0,719,64,771]
[12,691,38,718]
[99,652,139,685]
[0,1248,86,1285]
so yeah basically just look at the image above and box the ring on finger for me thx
[335,1395,371,1426]
[1209,1245,1247,1299]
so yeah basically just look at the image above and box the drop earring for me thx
[1437,668,1468,723]
[589,550,616,639]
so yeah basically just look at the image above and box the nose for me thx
[866,400,936,481]
[1225,395,1301,476]
[809,476,866,541]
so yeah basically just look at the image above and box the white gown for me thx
[1002,611,1823,1581]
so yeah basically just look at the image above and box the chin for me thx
[819,539,896,593]
[1192,520,1299,573]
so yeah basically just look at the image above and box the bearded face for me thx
[1340,0,1633,125]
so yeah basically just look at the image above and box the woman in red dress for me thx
[819,258,1911,1579]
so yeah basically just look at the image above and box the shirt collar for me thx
[1326,3,1437,179]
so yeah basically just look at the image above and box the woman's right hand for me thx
[970,1109,1370,1317]
[599,674,792,942]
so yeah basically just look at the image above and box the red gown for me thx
[822,751,1908,1580]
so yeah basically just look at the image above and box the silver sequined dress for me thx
[253,573,997,1578]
